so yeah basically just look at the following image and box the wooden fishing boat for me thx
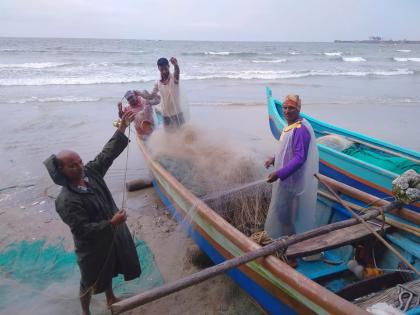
[266,87,420,213]
[135,137,420,315]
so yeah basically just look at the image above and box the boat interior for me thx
[273,99,420,176]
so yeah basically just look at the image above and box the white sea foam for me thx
[184,69,413,80]
[393,57,420,62]
[206,51,231,55]
[183,51,257,56]
[0,75,155,86]
[288,51,300,55]
[6,96,101,104]
[342,57,366,62]
[1,67,413,86]
[0,62,69,69]
[396,49,411,53]
[324,52,342,56]
[251,59,286,63]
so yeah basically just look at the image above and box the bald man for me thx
[44,111,140,315]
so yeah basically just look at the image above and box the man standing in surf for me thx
[264,94,319,241]
[136,57,188,131]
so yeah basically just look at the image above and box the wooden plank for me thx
[286,220,390,259]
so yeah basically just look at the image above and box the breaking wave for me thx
[0,61,147,70]
[183,69,413,80]
[6,96,101,104]
[342,57,366,62]
[0,62,69,69]
[251,59,286,63]
[324,52,342,56]
[396,49,411,53]
[0,75,155,86]
[182,51,258,56]
[393,57,420,62]
[1,68,414,86]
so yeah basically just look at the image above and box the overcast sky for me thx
[1,0,419,41]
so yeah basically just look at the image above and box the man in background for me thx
[136,57,187,130]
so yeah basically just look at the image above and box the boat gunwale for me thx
[136,136,369,315]
[267,86,420,161]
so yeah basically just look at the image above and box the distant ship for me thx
[334,36,420,44]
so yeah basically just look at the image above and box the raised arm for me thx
[170,57,180,83]
[86,111,134,177]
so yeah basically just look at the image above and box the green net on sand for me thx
[0,239,163,314]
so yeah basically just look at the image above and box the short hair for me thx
[124,90,135,100]
[157,58,169,67]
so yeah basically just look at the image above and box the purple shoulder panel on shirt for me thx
[276,123,311,180]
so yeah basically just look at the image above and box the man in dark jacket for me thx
[44,111,140,315]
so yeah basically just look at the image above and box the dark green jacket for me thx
[44,131,141,294]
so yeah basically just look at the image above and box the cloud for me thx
[0,0,419,41]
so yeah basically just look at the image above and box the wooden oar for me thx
[318,190,420,237]
[110,201,400,314]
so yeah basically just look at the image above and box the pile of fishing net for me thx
[147,124,271,236]
[0,239,163,314]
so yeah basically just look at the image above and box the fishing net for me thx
[342,145,420,175]
[0,239,163,314]
[317,135,420,175]
[147,124,271,236]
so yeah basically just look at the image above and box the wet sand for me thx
[0,170,264,315]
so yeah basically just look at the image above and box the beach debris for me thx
[186,246,214,269]
[392,169,420,204]
[39,200,46,205]
[31,201,40,206]
[0,184,35,192]
[126,179,153,192]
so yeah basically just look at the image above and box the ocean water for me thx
[1,37,420,105]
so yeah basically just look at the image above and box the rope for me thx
[1,119,136,304]
[78,124,133,299]
[121,125,131,209]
